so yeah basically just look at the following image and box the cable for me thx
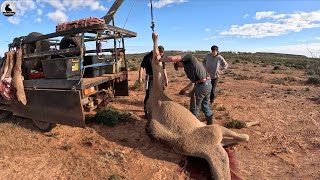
[150,0,155,31]
[122,0,136,29]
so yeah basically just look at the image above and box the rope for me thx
[150,0,155,31]
[122,0,136,29]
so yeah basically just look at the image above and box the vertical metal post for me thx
[80,32,85,82]
[112,18,118,63]
[122,36,127,71]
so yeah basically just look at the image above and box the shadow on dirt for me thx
[88,114,218,180]
[88,115,181,163]
[0,114,41,132]
[114,98,144,107]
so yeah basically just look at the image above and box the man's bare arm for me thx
[179,82,194,95]
[159,56,182,62]
[138,67,144,83]
[163,69,169,86]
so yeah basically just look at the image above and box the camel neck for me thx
[150,63,165,96]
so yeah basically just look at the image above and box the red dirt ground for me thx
[0,62,319,179]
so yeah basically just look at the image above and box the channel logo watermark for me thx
[1,1,16,17]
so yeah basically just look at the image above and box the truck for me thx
[0,0,137,131]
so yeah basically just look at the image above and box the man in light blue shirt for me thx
[203,45,228,103]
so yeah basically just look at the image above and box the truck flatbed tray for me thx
[82,71,127,89]
[23,71,127,90]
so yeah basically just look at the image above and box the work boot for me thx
[206,115,214,125]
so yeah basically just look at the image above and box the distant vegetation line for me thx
[126,51,320,85]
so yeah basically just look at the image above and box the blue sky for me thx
[0,0,320,57]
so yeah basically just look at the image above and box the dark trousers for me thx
[210,78,218,103]
[144,78,153,116]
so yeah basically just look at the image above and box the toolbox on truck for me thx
[105,59,123,74]
[83,55,106,78]
[42,57,81,80]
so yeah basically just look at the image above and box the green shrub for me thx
[108,174,125,180]
[128,62,138,71]
[273,65,281,70]
[234,74,250,80]
[306,76,320,84]
[224,119,246,129]
[92,106,130,127]
[132,80,143,91]
[283,76,296,82]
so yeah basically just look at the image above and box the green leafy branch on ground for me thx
[86,106,130,127]
[131,80,144,91]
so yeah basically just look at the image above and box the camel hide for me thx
[0,51,14,100]
[12,48,27,105]
[146,33,249,180]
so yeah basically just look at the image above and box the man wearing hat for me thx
[156,51,214,125]
[138,46,168,118]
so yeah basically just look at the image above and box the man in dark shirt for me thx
[156,51,214,125]
[138,46,168,117]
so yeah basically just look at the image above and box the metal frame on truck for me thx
[0,0,137,131]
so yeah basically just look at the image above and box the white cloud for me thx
[244,14,249,19]
[6,0,107,24]
[62,0,106,11]
[315,37,320,40]
[0,50,5,58]
[46,10,68,23]
[221,10,320,38]
[256,11,274,20]
[37,9,43,15]
[203,36,221,41]
[7,0,36,24]
[253,43,320,57]
[8,16,20,24]
[35,17,42,23]
[38,0,66,11]
[150,0,188,8]
[38,0,106,11]
[205,28,211,32]
[255,11,286,20]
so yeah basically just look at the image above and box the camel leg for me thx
[176,127,231,180]
[5,51,14,78]
[220,126,249,142]
[148,119,176,143]
[1,52,10,80]
[12,48,27,105]
[0,56,7,79]
[203,145,231,180]
[221,137,242,147]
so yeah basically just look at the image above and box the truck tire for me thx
[24,32,50,54]
[33,119,56,132]
[60,36,86,56]
[23,32,50,72]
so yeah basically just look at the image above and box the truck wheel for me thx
[33,119,56,132]
[24,32,50,54]
[60,36,86,56]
